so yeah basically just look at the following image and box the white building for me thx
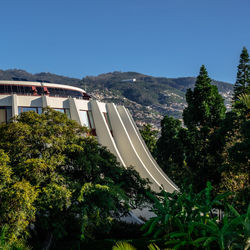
[0,80,178,193]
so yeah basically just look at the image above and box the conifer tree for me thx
[234,47,250,101]
[181,65,226,191]
[183,65,226,129]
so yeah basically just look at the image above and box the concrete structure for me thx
[0,80,178,193]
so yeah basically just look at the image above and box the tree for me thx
[218,49,250,211]
[156,66,226,191]
[233,47,250,102]
[181,65,226,191]
[0,150,39,243]
[140,124,158,155]
[218,97,250,212]
[183,65,226,129]
[156,116,188,187]
[0,108,150,246]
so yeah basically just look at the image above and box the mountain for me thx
[0,69,81,86]
[0,69,233,129]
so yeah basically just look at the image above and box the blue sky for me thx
[0,0,249,83]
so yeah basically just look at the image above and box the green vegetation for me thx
[183,65,226,129]
[0,226,30,250]
[155,50,249,203]
[0,48,249,249]
[139,124,158,155]
[156,65,228,191]
[117,184,249,250]
[233,47,250,101]
[0,109,150,249]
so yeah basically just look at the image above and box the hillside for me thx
[0,69,233,129]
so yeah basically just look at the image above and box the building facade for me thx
[0,80,178,193]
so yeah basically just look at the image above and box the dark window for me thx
[88,111,95,129]
[22,86,33,94]
[36,87,44,95]
[11,85,18,93]
[103,112,112,131]
[44,87,50,95]
[0,107,12,123]
[0,85,5,93]
[6,107,12,121]
[0,84,89,99]
[103,112,113,136]
[0,85,34,95]
[65,90,81,97]
[4,85,11,93]
[47,88,84,98]
[49,88,60,96]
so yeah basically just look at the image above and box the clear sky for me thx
[0,0,249,83]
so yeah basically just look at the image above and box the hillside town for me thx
[89,87,233,130]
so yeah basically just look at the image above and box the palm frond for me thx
[112,241,136,250]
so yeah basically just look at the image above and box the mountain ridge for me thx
[0,69,233,129]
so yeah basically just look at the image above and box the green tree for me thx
[183,65,226,129]
[0,150,12,193]
[0,108,150,246]
[156,116,188,187]
[218,98,250,212]
[0,150,39,243]
[181,65,226,191]
[218,52,250,211]
[233,47,250,102]
[140,124,158,155]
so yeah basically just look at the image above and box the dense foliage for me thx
[156,116,187,187]
[141,183,250,250]
[0,48,249,250]
[156,55,249,208]
[139,124,158,155]
[156,65,228,191]
[112,183,249,249]
[0,109,151,248]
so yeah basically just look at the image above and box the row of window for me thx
[0,107,113,137]
[0,85,90,99]
[17,107,95,130]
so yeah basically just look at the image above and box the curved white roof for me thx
[0,80,86,93]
